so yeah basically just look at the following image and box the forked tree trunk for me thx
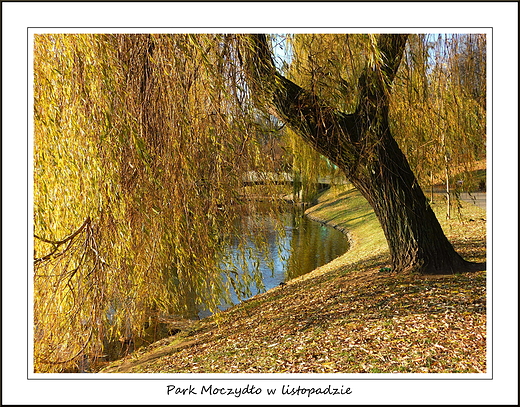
[241,34,479,274]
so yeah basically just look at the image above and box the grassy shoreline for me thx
[100,185,486,373]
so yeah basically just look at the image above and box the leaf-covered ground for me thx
[100,187,486,374]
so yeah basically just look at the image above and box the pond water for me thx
[199,206,349,317]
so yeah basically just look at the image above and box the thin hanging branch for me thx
[34,217,91,264]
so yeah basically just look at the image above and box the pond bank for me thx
[100,185,486,373]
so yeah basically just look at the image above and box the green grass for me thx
[305,184,388,261]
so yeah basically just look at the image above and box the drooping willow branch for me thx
[34,217,91,265]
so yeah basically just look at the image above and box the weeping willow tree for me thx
[239,33,486,276]
[33,34,286,372]
[33,33,486,372]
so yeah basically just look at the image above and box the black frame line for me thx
[27,26,493,381]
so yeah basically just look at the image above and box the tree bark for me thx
[241,34,478,274]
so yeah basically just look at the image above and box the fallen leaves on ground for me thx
[101,264,486,374]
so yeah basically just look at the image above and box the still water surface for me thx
[200,207,349,316]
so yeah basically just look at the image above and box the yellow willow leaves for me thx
[33,34,285,372]
[390,34,486,189]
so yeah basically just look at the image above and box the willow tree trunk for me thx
[241,34,477,274]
